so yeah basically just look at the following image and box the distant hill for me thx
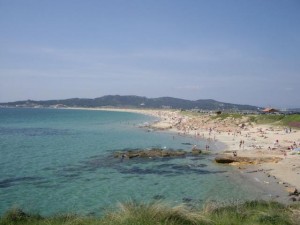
[0,95,259,111]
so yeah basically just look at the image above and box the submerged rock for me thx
[182,197,193,203]
[181,142,192,145]
[153,194,165,200]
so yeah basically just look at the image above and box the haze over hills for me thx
[0,95,260,111]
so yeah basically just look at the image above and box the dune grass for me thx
[249,114,300,127]
[209,113,300,128]
[180,111,300,128]
[1,200,300,225]
[203,200,300,225]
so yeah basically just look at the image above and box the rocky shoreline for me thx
[113,148,207,159]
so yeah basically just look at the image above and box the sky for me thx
[0,0,299,108]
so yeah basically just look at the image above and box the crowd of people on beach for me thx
[151,110,300,158]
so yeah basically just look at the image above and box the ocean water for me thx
[0,108,270,216]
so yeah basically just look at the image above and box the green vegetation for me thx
[1,201,300,225]
[249,114,300,127]
[207,112,300,128]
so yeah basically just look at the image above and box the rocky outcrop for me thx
[113,148,205,159]
[215,155,282,165]
[191,149,202,155]
[286,187,299,196]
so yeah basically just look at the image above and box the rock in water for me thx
[113,147,207,159]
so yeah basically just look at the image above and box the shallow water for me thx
[0,108,274,215]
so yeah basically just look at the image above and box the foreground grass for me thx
[1,200,300,225]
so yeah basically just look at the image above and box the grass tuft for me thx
[2,208,29,222]
[204,200,295,225]
[103,201,209,225]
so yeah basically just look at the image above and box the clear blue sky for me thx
[0,0,299,108]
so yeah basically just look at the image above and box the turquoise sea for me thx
[0,108,271,216]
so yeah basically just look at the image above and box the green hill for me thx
[0,95,259,111]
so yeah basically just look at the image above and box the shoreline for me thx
[29,106,300,203]
[76,107,300,203]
